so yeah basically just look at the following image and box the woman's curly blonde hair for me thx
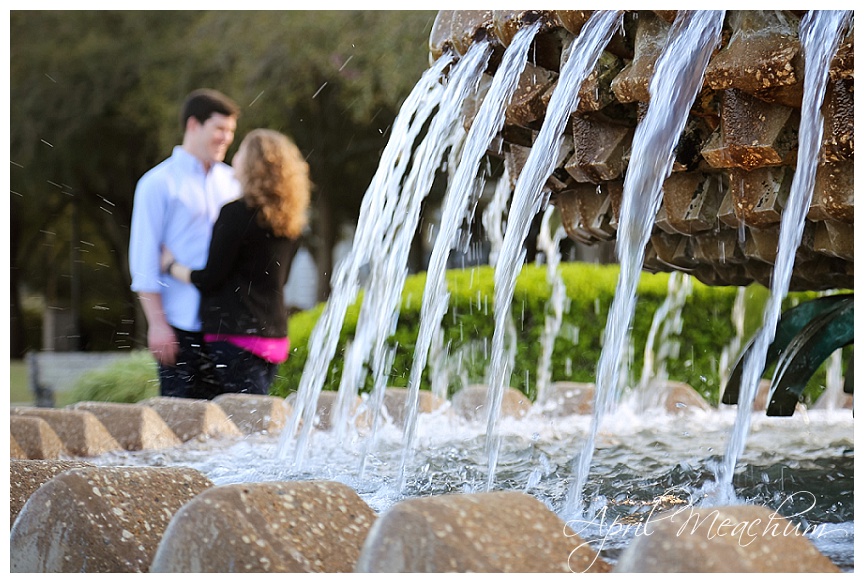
[237,128,311,239]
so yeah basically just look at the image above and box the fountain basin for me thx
[9,390,853,572]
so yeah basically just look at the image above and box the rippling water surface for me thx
[92,403,854,571]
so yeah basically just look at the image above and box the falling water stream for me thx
[564,10,726,518]
[709,9,854,503]
[334,40,493,477]
[481,167,511,269]
[398,21,541,490]
[329,64,466,448]
[633,271,692,402]
[484,9,625,492]
[279,42,493,468]
[534,205,570,406]
[276,54,454,466]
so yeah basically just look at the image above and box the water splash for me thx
[564,10,726,518]
[633,271,692,405]
[534,205,570,406]
[91,401,854,570]
[482,168,512,269]
[711,9,853,503]
[398,22,542,491]
[484,10,626,491]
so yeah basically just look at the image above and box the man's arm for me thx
[137,291,178,366]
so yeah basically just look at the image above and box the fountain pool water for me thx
[91,402,854,570]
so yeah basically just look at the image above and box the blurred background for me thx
[10,10,443,357]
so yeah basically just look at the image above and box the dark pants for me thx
[158,328,221,400]
[207,340,278,395]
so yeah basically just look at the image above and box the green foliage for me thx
[274,263,759,405]
[68,264,839,408]
[9,360,31,405]
[67,351,160,405]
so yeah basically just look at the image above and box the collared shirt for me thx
[129,146,240,332]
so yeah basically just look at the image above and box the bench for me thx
[27,351,130,407]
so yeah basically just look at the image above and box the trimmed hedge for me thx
[273,262,812,405]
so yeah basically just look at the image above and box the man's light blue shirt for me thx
[129,146,240,332]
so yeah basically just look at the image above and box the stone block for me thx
[810,160,853,223]
[660,171,725,235]
[822,79,853,162]
[704,11,802,95]
[504,62,557,127]
[381,387,447,427]
[702,90,798,171]
[213,393,291,434]
[565,114,632,182]
[690,228,748,266]
[10,434,26,459]
[151,480,377,572]
[649,231,698,270]
[10,407,121,457]
[614,504,840,572]
[812,219,854,261]
[610,11,669,104]
[68,401,182,451]
[10,415,66,459]
[744,225,782,263]
[10,459,94,528]
[356,490,610,572]
[555,185,617,244]
[451,384,531,422]
[430,9,492,58]
[9,466,214,572]
[573,50,627,113]
[535,381,595,416]
[140,396,242,442]
[286,390,364,432]
[494,12,567,72]
[637,380,711,413]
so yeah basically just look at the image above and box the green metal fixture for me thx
[721,294,853,415]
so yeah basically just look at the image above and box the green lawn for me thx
[9,358,108,408]
[10,359,31,405]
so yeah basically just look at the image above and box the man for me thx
[129,88,240,399]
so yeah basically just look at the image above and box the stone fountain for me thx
[429,9,853,412]
[8,10,854,573]
[430,10,853,291]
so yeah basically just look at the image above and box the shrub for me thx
[69,263,830,407]
[67,350,160,404]
[273,262,810,405]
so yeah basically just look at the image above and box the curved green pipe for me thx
[721,293,853,406]
[766,299,854,416]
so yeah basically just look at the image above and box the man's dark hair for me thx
[180,88,240,129]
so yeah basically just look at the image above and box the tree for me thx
[10,10,438,355]
[11,11,202,354]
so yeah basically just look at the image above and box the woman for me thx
[162,128,311,396]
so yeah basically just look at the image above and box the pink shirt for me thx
[205,334,290,364]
